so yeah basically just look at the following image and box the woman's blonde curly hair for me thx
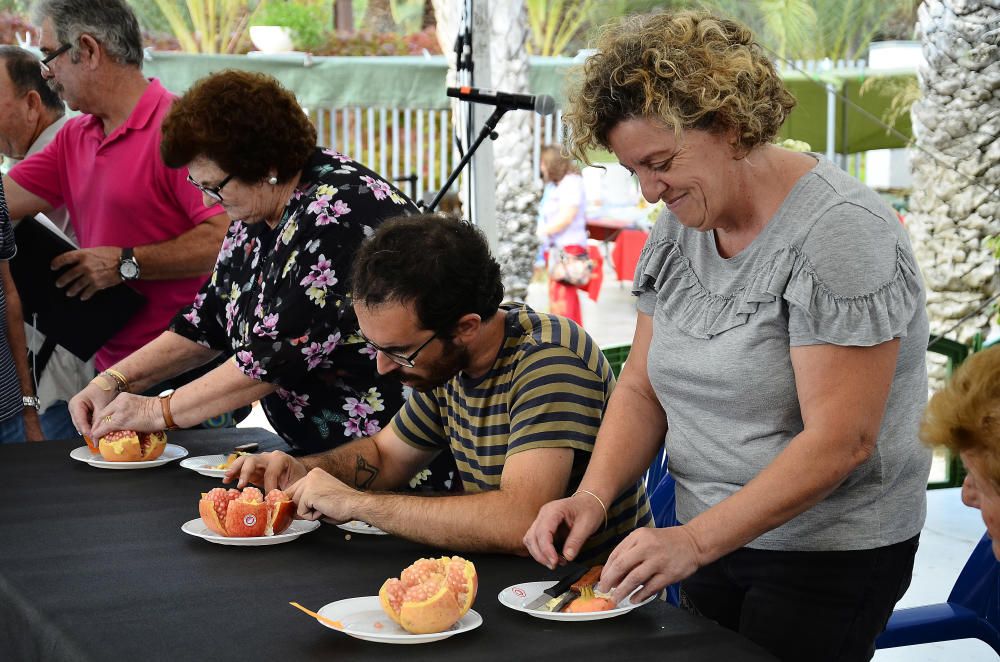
[921,346,1000,490]
[564,10,796,163]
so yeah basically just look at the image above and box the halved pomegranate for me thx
[198,487,294,537]
[98,430,167,462]
[378,556,478,634]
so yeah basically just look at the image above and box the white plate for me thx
[69,444,188,470]
[179,454,229,478]
[316,596,482,644]
[181,518,320,546]
[497,580,655,621]
[336,520,388,535]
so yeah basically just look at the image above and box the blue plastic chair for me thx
[876,532,1000,653]
[645,453,681,606]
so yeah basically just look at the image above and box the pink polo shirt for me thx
[10,78,223,370]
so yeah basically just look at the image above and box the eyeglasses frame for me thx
[39,42,72,74]
[359,330,438,368]
[186,173,234,203]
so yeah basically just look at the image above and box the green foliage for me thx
[252,1,330,52]
[146,0,261,53]
[703,0,916,61]
[526,0,600,56]
[859,74,921,136]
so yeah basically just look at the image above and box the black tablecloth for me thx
[0,429,776,661]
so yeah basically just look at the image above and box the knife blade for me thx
[524,563,589,611]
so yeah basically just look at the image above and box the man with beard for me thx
[228,214,650,559]
[2,0,228,376]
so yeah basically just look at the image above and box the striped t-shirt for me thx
[391,304,651,562]
[0,181,19,423]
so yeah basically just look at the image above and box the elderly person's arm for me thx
[69,330,222,436]
[87,353,276,439]
[0,262,43,441]
[50,213,230,300]
[598,339,899,603]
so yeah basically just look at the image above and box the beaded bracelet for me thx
[573,489,608,530]
[103,368,130,393]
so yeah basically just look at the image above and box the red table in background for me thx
[611,228,649,281]
[587,218,649,281]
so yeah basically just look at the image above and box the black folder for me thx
[10,215,145,362]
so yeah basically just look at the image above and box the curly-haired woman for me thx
[525,11,930,660]
[69,71,455,488]
[921,345,1000,560]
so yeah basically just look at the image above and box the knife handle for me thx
[545,563,590,597]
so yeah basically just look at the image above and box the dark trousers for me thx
[681,534,919,662]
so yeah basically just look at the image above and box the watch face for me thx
[120,260,139,280]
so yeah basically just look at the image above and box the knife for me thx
[524,563,589,611]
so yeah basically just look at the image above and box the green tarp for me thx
[144,52,914,154]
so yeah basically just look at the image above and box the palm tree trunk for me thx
[908,0,999,355]
[489,1,540,300]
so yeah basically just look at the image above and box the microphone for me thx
[447,86,556,116]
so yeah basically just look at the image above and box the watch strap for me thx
[159,391,179,430]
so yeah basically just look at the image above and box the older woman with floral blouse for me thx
[69,70,455,488]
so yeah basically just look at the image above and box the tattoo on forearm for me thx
[354,455,379,489]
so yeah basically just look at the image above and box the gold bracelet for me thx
[103,369,130,393]
[573,489,608,530]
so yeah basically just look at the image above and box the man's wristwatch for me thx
[118,247,140,281]
[22,396,40,410]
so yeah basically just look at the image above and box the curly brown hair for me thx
[161,70,317,183]
[565,10,796,163]
[921,346,1000,490]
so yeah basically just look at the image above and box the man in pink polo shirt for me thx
[2,0,229,374]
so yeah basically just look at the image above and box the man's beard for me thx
[396,338,470,392]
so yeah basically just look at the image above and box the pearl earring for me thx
[268,176,278,185]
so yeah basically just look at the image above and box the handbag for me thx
[548,247,596,287]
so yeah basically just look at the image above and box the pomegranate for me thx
[378,556,478,634]
[98,430,167,462]
[198,487,295,537]
[563,586,617,613]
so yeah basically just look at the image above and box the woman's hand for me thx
[598,525,704,605]
[523,492,606,569]
[89,393,163,439]
[226,450,308,493]
[68,382,119,437]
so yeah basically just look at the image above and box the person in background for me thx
[3,0,229,381]
[75,70,457,490]
[921,345,1000,560]
[0,45,91,441]
[229,214,650,559]
[538,144,589,325]
[0,179,42,442]
[524,11,930,661]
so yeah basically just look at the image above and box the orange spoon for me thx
[289,602,343,630]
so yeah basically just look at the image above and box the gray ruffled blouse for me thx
[634,155,931,551]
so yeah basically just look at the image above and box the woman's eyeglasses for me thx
[39,43,71,74]
[358,330,437,368]
[186,173,234,203]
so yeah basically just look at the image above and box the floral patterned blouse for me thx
[171,149,453,494]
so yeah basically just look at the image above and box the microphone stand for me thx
[426,105,508,212]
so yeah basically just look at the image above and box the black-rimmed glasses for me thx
[39,43,71,74]
[186,173,234,203]
[359,330,437,368]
